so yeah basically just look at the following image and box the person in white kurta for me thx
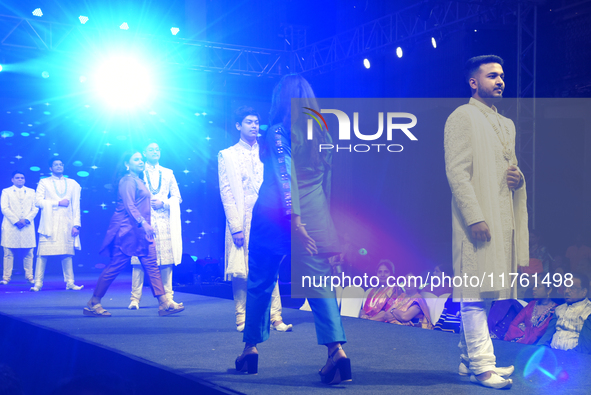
[31,159,83,291]
[128,143,182,308]
[1,171,39,284]
[444,56,528,390]
[218,107,291,332]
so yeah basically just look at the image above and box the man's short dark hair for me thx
[465,55,504,83]
[234,106,260,125]
[48,157,63,168]
[11,170,25,178]
[572,272,590,293]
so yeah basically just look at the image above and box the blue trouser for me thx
[243,251,346,346]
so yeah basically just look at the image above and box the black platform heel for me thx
[235,353,258,374]
[319,346,352,385]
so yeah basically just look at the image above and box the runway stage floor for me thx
[1,274,590,395]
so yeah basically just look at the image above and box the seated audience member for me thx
[526,229,553,275]
[429,261,454,297]
[433,298,461,333]
[360,259,399,321]
[549,267,568,302]
[383,273,433,329]
[537,272,591,353]
[566,233,591,273]
[488,299,524,340]
[423,262,458,332]
[504,282,557,344]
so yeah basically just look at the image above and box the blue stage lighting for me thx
[32,8,43,17]
[396,47,403,58]
[41,71,49,78]
[79,16,89,24]
[93,57,154,108]
[0,65,3,72]
[171,27,180,35]
[431,37,437,48]
[363,58,370,69]
[120,22,129,30]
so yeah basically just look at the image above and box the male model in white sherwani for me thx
[31,159,83,291]
[1,171,39,284]
[218,106,291,332]
[444,55,528,389]
[128,142,182,308]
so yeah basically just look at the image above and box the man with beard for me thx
[444,55,529,389]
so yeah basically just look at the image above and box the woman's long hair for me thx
[265,74,330,169]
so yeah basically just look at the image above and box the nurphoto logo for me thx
[303,107,418,153]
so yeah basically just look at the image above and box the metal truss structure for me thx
[2,1,527,77]
[0,1,538,221]
[289,1,517,74]
[0,14,288,77]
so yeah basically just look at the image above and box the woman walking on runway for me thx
[235,74,351,384]
[84,151,184,317]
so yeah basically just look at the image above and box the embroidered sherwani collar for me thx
[145,162,160,172]
[238,138,258,151]
[10,185,26,193]
[469,97,498,115]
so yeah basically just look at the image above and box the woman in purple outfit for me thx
[83,151,184,317]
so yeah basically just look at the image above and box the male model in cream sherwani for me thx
[218,106,291,332]
[444,55,528,390]
[128,142,182,309]
[31,159,83,291]
[1,171,39,285]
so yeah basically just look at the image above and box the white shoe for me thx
[66,283,84,291]
[470,373,512,389]
[128,300,140,310]
[271,322,293,332]
[30,285,41,292]
[459,362,514,378]
[0,280,8,285]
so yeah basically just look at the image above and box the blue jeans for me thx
[243,252,346,346]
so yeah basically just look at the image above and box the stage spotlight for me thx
[396,47,403,58]
[363,58,370,69]
[0,65,3,72]
[79,16,89,24]
[79,75,87,83]
[93,57,154,108]
[171,27,180,35]
[41,71,49,78]
[120,22,129,30]
[32,8,43,17]
[431,37,437,48]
